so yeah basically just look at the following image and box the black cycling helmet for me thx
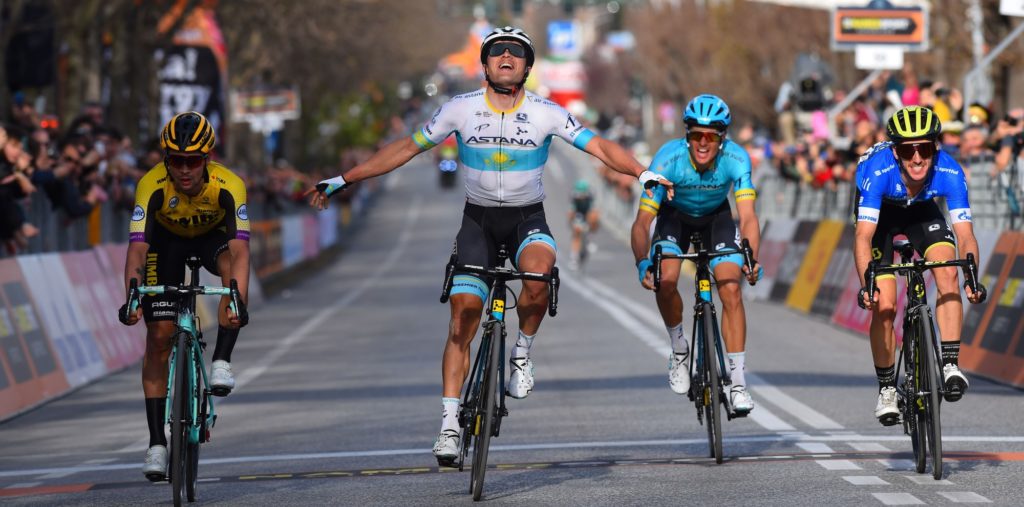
[161,111,216,155]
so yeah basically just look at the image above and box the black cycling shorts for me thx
[141,225,229,322]
[864,200,956,266]
[448,202,555,301]
[651,201,744,268]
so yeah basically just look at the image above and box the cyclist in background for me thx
[307,26,671,466]
[567,179,599,270]
[631,94,762,415]
[855,106,985,425]
[118,111,250,481]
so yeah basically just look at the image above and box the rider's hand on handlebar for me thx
[742,262,763,285]
[639,170,674,200]
[965,281,987,304]
[118,301,141,326]
[637,258,656,290]
[857,286,878,310]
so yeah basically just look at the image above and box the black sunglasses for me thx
[893,142,936,160]
[166,154,207,169]
[488,42,526,58]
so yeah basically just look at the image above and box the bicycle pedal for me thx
[878,414,900,427]
[435,456,458,469]
[144,472,167,483]
[210,386,231,397]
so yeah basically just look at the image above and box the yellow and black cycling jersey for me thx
[129,160,250,243]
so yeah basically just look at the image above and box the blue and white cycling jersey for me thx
[855,142,972,224]
[638,138,756,217]
[413,89,595,207]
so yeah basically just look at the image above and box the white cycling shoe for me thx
[507,357,534,399]
[432,429,460,467]
[210,360,235,397]
[730,385,755,414]
[142,445,168,482]
[668,352,690,395]
[942,364,969,402]
[874,386,899,426]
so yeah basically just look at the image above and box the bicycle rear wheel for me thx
[186,357,202,502]
[700,303,723,464]
[170,332,188,507]
[919,308,943,479]
[470,328,500,501]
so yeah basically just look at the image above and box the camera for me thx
[1006,114,1020,127]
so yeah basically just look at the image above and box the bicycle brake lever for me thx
[548,267,559,317]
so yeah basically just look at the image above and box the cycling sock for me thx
[212,326,239,363]
[666,323,688,356]
[941,340,961,367]
[512,330,535,359]
[875,364,897,391]
[145,397,167,447]
[727,352,746,387]
[441,397,460,432]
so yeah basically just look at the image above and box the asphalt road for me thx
[1,144,1022,506]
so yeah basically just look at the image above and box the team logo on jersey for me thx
[515,126,529,135]
[928,224,940,232]
[667,235,678,243]
[168,196,179,209]
[132,205,145,221]
[515,113,528,122]
[237,204,248,220]
[716,243,726,250]
[475,124,490,132]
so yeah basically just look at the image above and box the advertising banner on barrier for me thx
[250,220,282,278]
[811,224,856,317]
[959,232,1021,386]
[281,215,304,268]
[746,218,797,302]
[770,220,817,303]
[787,220,846,313]
[63,251,139,370]
[302,214,320,260]
[318,208,339,249]
[0,258,69,420]
[17,254,107,387]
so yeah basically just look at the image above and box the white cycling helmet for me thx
[480,26,535,67]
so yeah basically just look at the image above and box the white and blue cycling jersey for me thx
[638,138,756,217]
[855,142,972,224]
[412,89,595,207]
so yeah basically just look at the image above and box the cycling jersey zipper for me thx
[499,112,505,204]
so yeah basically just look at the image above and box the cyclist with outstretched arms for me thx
[631,95,762,414]
[855,106,985,425]
[307,26,671,466]
[118,112,250,480]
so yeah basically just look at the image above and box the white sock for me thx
[441,397,460,432]
[512,330,535,359]
[667,323,688,356]
[727,352,746,387]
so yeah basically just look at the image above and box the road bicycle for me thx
[123,257,245,506]
[864,239,983,480]
[439,245,559,500]
[652,233,756,464]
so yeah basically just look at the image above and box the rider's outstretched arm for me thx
[338,137,425,186]
[583,137,672,197]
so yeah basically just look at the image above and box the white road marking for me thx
[843,475,889,485]
[816,459,861,470]
[4,482,42,489]
[747,374,844,430]
[798,442,834,453]
[872,492,924,505]
[937,492,992,503]
[903,475,953,485]
[849,443,890,452]
[877,459,916,471]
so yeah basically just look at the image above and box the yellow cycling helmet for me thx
[886,106,941,143]
[161,111,216,155]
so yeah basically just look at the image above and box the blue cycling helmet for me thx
[683,94,731,130]
[573,179,590,193]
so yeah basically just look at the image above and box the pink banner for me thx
[302,214,320,260]
[94,245,148,364]
[62,252,138,370]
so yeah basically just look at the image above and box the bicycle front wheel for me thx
[700,303,723,464]
[919,307,943,479]
[904,337,927,474]
[471,328,500,501]
[170,332,188,507]
[186,358,202,502]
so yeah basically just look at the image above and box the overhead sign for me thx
[547,20,582,60]
[1001,0,1024,17]
[854,44,904,70]
[832,6,928,51]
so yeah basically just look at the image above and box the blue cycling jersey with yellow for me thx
[638,138,756,217]
[854,142,972,224]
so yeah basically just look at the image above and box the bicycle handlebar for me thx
[120,278,247,325]
[439,257,560,317]
[864,254,985,306]
[651,239,758,292]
